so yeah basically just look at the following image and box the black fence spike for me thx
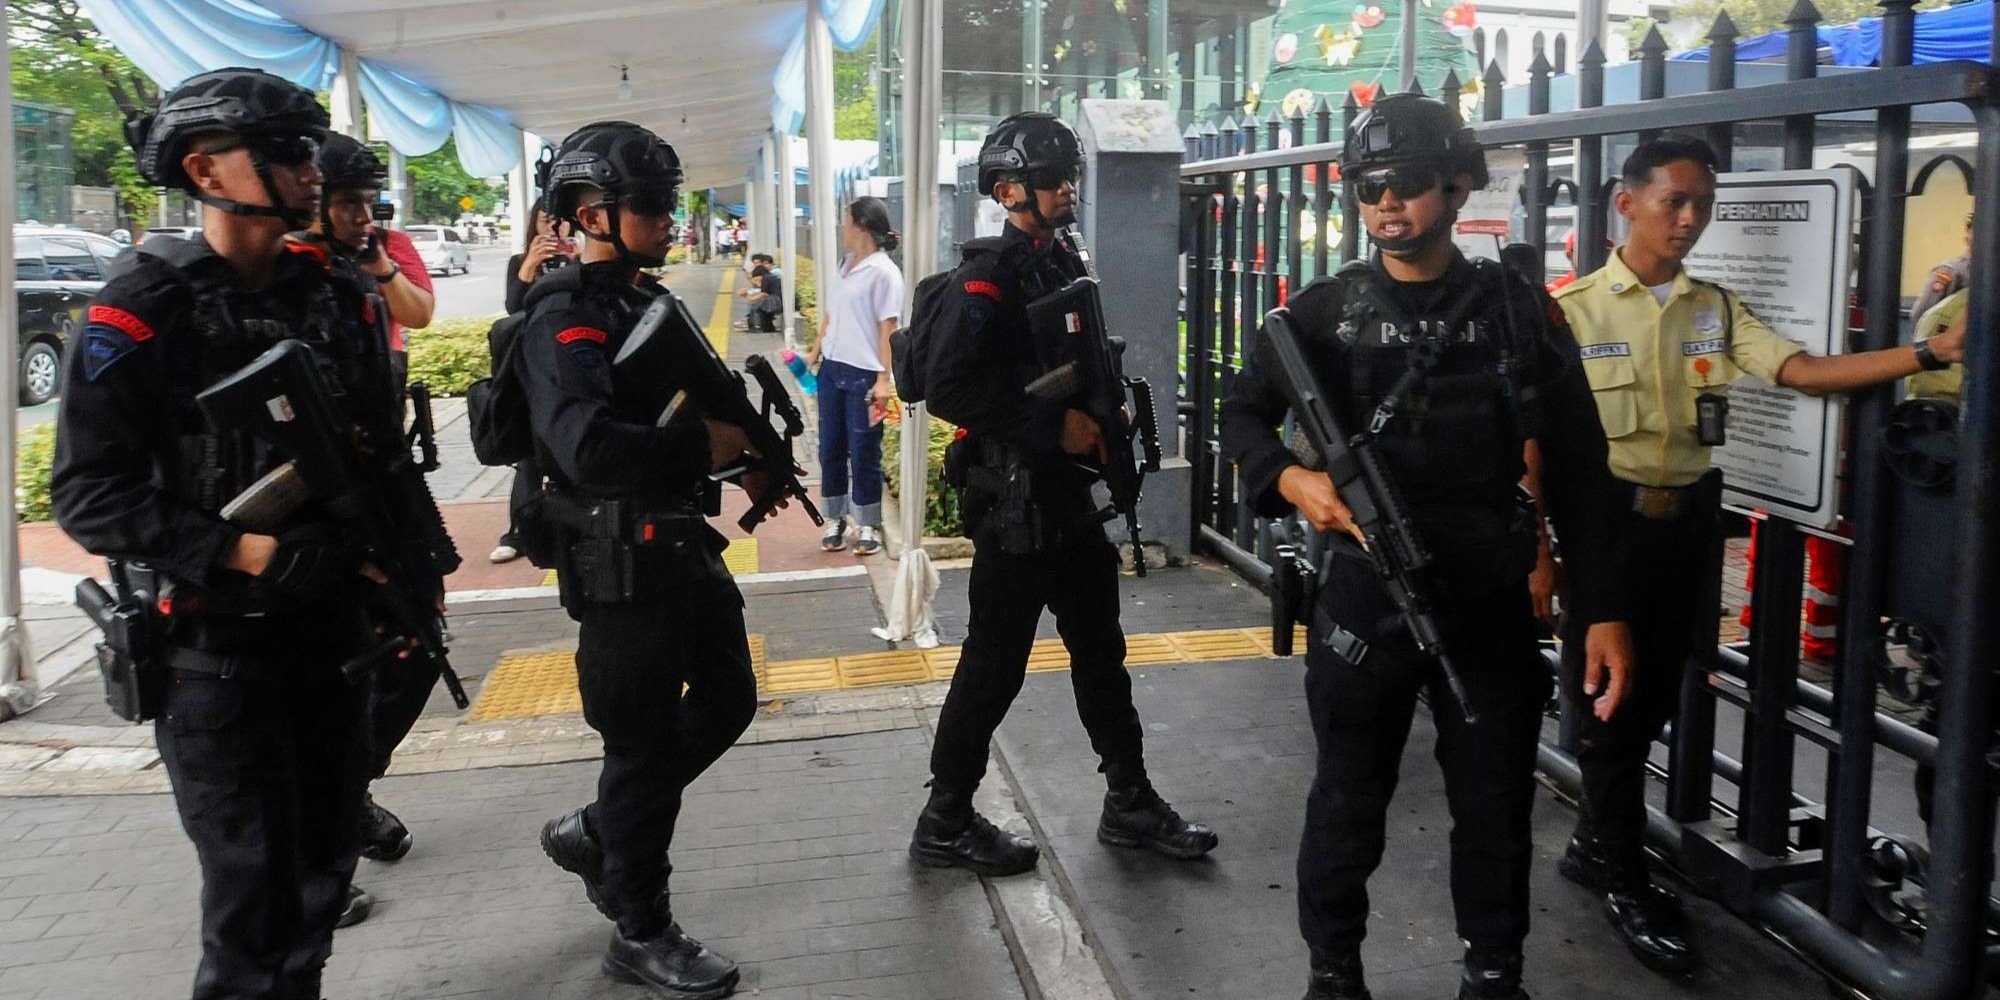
[1528,51,1554,77]
[1786,0,1823,28]
[1640,24,1670,58]
[1710,9,1740,41]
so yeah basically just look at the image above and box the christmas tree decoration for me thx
[1259,0,1477,142]
[1282,87,1318,118]
[1443,3,1477,38]
[1275,32,1300,66]
[1243,81,1263,115]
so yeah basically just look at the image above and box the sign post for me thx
[1682,168,1858,528]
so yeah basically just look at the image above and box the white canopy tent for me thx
[0,0,950,715]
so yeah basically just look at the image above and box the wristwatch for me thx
[1914,338,1949,371]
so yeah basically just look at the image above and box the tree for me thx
[830,30,878,140]
[404,138,502,223]
[1680,0,1950,41]
[8,0,161,224]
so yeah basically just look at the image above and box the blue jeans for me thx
[816,358,884,526]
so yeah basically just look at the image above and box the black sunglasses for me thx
[1351,165,1441,206]
[1022,163,1080,190]
[620,185,680,217]
[200,134,321,167]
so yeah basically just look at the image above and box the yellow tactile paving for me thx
[467,650,580,722]
[721,538,759,576]
[1124,633,1189,666]
[468,626,1305,721]
[541,568,558,587]
[1167,629,1267,662]
[835,649,932,688]
[1025,638,1073,672]
[763,656,839,695]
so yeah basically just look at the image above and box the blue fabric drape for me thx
[79,0,335,89]
[771,0,891,135]
[1674,1,1994,65]
[78,0,524,176]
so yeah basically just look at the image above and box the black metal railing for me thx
[1177,4,2000,997]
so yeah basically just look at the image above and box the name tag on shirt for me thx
[1683,338,1726,356]
[1579,342,1631,360]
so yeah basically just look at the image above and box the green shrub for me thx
[881,411,963,539]
[793,254,817,313]
[17,423,56,523]
[405,316,500,396]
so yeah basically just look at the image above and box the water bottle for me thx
[781,347,817,395]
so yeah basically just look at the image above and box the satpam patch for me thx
[81,325,140,381]
[1683,338,1726,356]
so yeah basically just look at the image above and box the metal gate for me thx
[1177,6,1999,998]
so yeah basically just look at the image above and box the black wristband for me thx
[373,263,400,284]
[1914,339,1949,371]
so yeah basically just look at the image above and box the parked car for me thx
[14,227,126,405]
[406,225,471,275]
[140,226,201,244]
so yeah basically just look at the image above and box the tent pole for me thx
[805,1,840,289]
[0,25,35,718]
[777,130,800,348]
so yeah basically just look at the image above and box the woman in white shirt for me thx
[815,197,904,555]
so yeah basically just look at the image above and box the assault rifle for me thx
[1024,225,1163,575]
[407,380,441,472]
[1257,308,1477,723]
[615,294,823,533]
[197,340,469,709]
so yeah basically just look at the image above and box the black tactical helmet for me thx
[542,120,684,221]
[1340,93,1487,190]
[317,133,389,191]
[976,112,1084,196]
[127,68,329,191]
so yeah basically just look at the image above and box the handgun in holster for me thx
[75,560,168,723]
[542,496,640,604]
[1268,523,1318,658]
[964,440,1045,556]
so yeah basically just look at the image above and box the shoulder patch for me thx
[81,325,143,381]
[86,304,156,342]
[963,280,1002,301]
[556,325,608,369]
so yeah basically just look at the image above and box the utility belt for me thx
[540,491,717,604]
[1612,470,1722,523]
[75,561,344,723]
[945,435,1096,556]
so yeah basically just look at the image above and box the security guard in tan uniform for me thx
[1909,288,1967,403]
[1551,135,1966,975]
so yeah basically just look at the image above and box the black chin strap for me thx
[1373,194,1460,258]
[195,149,313,228]
[579,195,666,270]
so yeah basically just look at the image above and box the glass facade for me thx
[13,101,76,226]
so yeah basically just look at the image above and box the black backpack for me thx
[891,237,1006,403]
[465,311,532,465]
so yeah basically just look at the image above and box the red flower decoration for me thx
[1350,81,1382,107]
[1352,5,1385,29]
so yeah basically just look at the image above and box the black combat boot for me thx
[542,806,618,920]
[359,793,413,862]
[1302,945,1372,1000]
[909,783,1039,876]
[1456,945,1529,1000]
[335,884,372,929]
[602,898,740,1000]
[1560,834,1686,913]
[1605,873,1695,974]
[1098,782,1219,859]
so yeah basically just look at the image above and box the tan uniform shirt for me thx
[1553,250,1805,488]
[1907,288,1966,404]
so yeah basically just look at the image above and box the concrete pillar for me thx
[805,1,840,286]
[330,49,365,139]
[1077,98,1191,559]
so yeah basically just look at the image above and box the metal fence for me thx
[1177,6,2000,998]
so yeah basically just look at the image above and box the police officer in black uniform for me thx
[1220,94,1636,1000]
[297,133,451,874]
[523,121,758,998]
[913,112,1219,876]
[52,68,402,1000]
